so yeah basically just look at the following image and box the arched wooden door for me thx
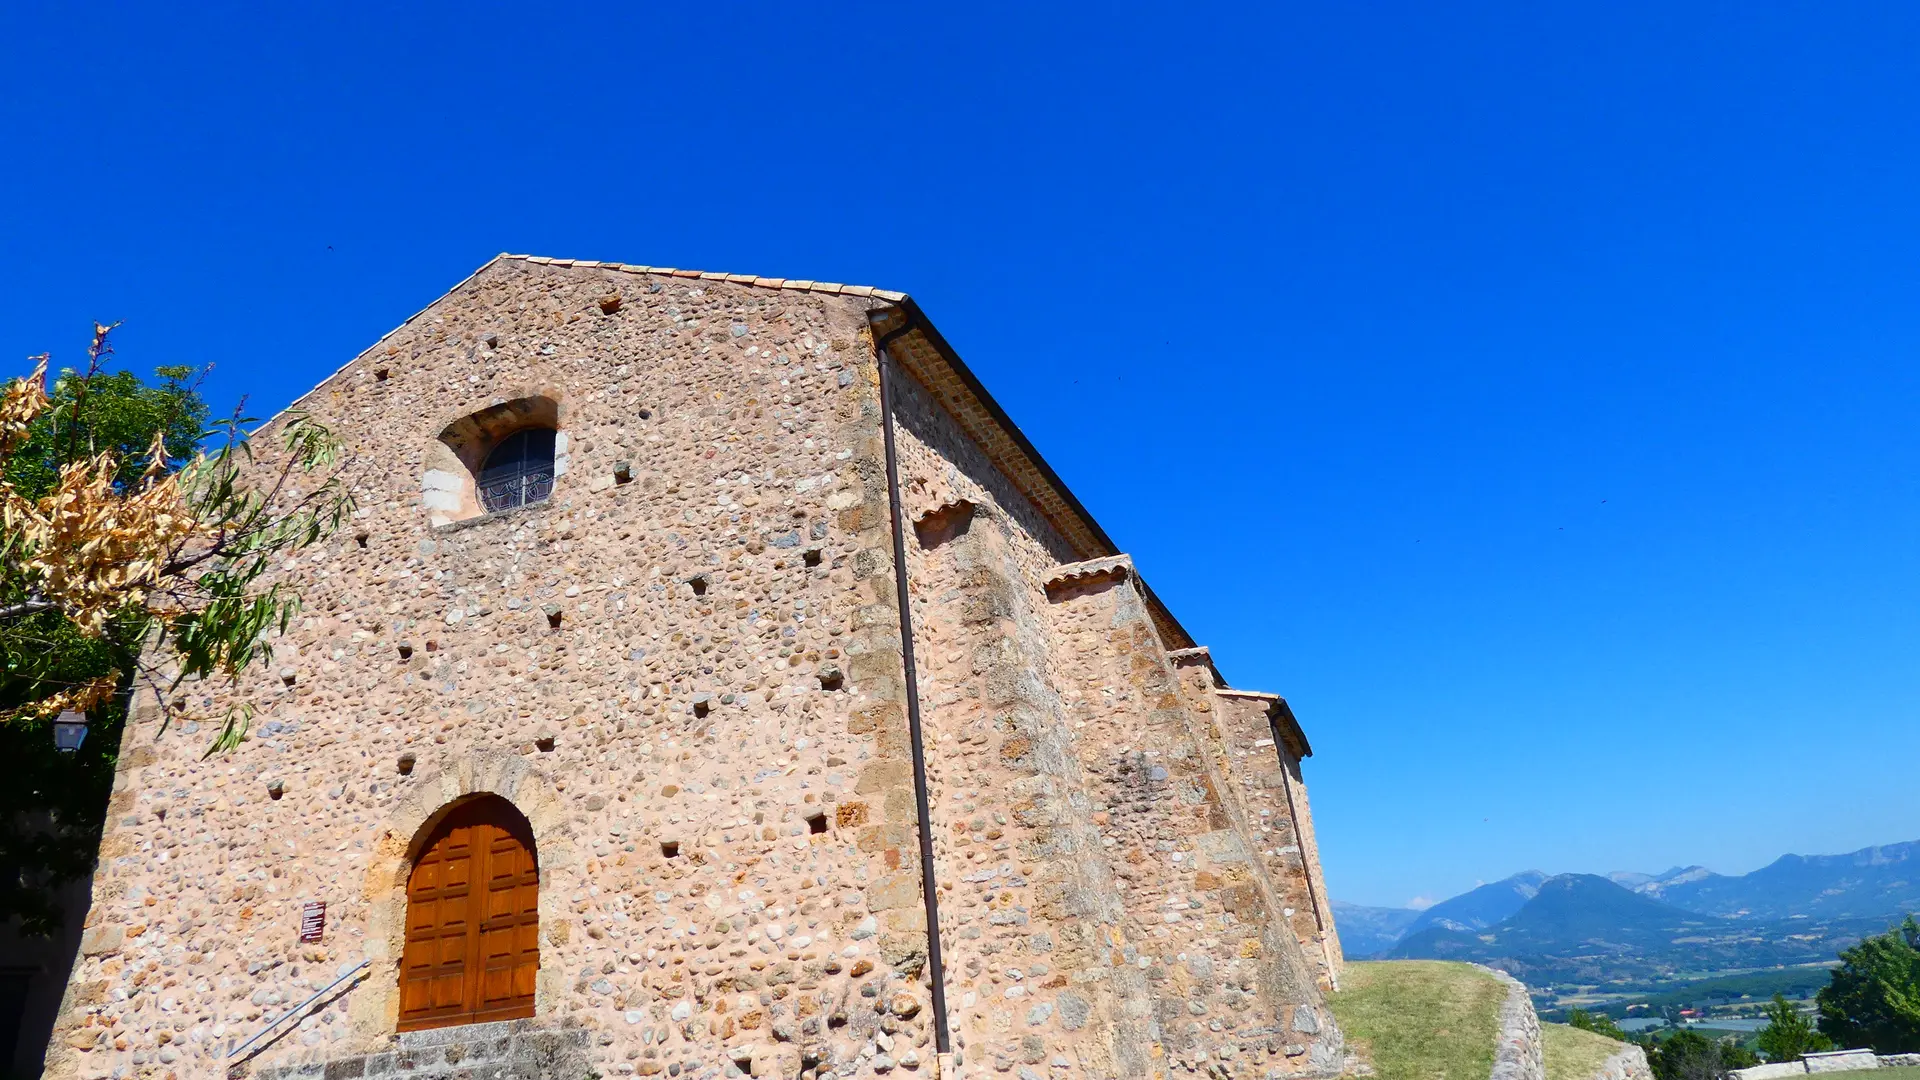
[398,796,540,1031]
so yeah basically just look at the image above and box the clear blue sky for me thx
[4,3,1918,909]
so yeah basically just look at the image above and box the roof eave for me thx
[882,296,1210,664]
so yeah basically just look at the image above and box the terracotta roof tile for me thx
[1044,554,1134,590]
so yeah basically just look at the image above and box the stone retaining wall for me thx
[1733,1051,1920,1079]
[1806,1050,1882,1074]
[1480,967,1543,1080]
[1737,1063,1811,1080]
[1589,1045,1653,1080]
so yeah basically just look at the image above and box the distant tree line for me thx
[1570,1010,1760,1080]
[1568,915,1920,1080]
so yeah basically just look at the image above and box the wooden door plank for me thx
[397,800,539,1031]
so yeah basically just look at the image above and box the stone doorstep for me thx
[251,1021,593,1080]
[395,1018,528,1050]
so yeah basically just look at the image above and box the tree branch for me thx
[0,598,55,621]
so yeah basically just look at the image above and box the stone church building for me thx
[42,256,1345,1080]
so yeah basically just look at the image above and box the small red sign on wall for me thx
[300,901,326,944]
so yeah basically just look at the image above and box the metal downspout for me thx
[875,328,952,1056]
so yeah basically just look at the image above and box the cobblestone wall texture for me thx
[42,257,1345,1080]
[1482,967,1543,1080]
[1192,690,1339,990]
[1589,1045,1652,1080]
[1734,1053,1920,1080]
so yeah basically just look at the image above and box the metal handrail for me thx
[226,959,370,1060]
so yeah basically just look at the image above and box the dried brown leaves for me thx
[0,355,50,455]
[2,435,209,634]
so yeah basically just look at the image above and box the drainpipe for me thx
[874,324,952,1057]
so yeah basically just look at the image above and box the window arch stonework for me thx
[421,394,569,526]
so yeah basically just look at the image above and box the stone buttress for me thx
[1037,560,1342,1076]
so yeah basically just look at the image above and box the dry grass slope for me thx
[1326,961,1508,1080]
[1541,1022,1627,1080]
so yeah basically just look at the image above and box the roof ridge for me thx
[254,253,911,435]
[501,254,908,303]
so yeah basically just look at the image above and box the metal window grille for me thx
[478,428,556,513]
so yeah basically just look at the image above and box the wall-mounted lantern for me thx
[53,710,88,752]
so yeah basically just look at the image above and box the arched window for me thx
[399,796,539,1032]
[477,428,556,513]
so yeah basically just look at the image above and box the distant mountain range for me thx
[1336,840,1920,992]
[1335,870,1551,956]
[1612,842,1920,921]
[1329,901,1422,957]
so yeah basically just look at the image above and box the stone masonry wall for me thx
[1484,967,1543,1080]
[45,260,936,1080]
[882,363,1346,1079]
[885,358,1158,1080]
[1191,690,1340,991]
[1273,746,1339,978]
[1040,565,1341,1077]
[910,509,1158,1080]
[44,257,1346,1080]
[1590,1044,1653,1080]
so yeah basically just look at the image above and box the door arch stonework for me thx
[351,751,573,1041]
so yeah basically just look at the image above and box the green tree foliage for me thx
[1569,1008,1630,1041]
[3,360,205,500]
[0,326,352,932]
[1756,994,1833,1062]
[1645,1029,1758,1080]
[1816,915,1920,1053]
